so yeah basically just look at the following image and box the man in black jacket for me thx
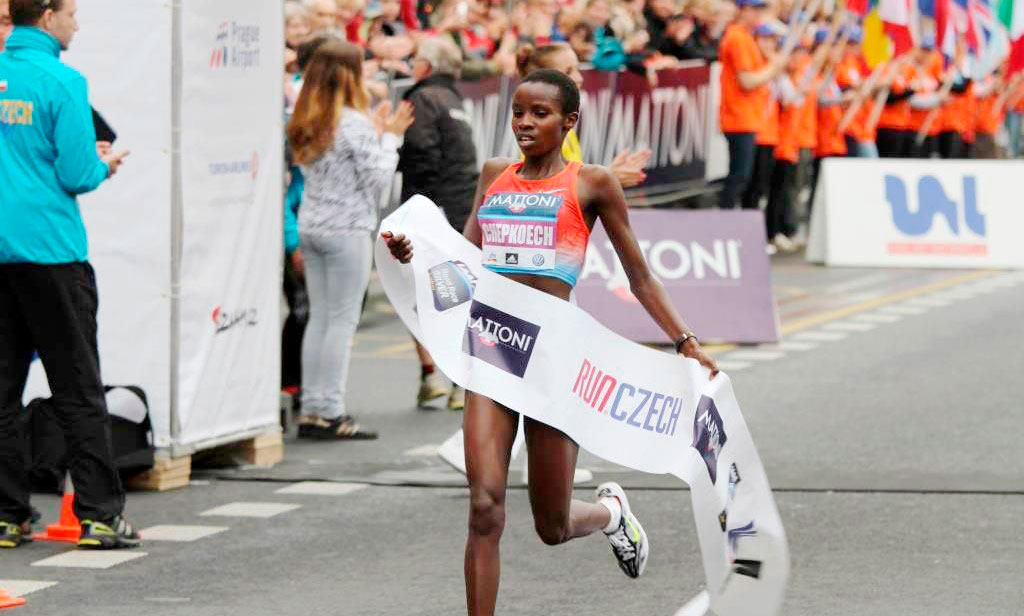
[399,35,478,234]
[399,35,478,410]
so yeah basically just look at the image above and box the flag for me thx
[863,8,895,65]
[880,0,918,54]
[973,0,1011,75]
[848,0,873,16]
[998,0,1024,73]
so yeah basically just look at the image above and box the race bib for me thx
[478,191,562,271]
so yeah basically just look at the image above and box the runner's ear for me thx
[564,111,579,132]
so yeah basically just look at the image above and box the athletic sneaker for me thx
[78,515,141,549]
[447,385,465,411]
[297,414,378,440]
[596,482,649,578]
[417,371,449,407]
[0,520,32,548]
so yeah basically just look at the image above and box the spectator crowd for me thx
[272,0,1024,437]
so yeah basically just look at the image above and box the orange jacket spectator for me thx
[909,50,943,136]
[719,22,771,132]
[877,62,915,130]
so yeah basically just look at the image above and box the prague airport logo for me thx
[691,395,727,484]
[463,301,540,378]
[210,21,261,69]
[212,305,258,334]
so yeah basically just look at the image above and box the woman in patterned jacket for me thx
[287,40,414,439]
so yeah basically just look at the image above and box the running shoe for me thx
[297,414,378,440]
[418,371,450,407]
[596,482,649,578]
[447,385,465,411]
[0,520,32,548]
[78,515,141,549]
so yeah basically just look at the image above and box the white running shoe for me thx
[437,429,466,474]
[772,233,797,253]
[596,482,649,578]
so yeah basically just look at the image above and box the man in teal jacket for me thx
[0,0,139,550]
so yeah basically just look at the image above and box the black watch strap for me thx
[674,333,698,353]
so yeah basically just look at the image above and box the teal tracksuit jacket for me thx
[0,26,110,264]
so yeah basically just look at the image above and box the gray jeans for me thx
[299,232,372,419]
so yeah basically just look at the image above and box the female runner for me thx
[383,69,718,615]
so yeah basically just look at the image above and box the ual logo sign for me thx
[884,174,987,257]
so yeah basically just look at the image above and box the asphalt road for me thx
[3,259,1023,615]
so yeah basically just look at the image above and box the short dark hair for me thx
[520,68,580,116]
[11,0,63,26]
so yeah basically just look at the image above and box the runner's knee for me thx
[533,513,570,546]
[468,489,505,538]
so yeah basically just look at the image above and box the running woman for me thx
[382,69,719,615]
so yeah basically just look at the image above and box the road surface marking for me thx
[200,502,301,518]
[853,313,903,323]
[0,580,58,596]
[878,305,928,315]
[275,482,368,496]
[790,330,848,342]
[775,341,818,351]
[822,321,877,332]
[724,350,785,361]
[717,361,752,371]
[138,525,229,542]
[32,551,147,569]
[904,297,951,307]
[403,444,440,457]
[780,270,994,335]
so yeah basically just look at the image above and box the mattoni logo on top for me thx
[209,21,261,69]
[885,173,987,256]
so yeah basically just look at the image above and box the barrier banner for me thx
[807,159,1024,268]
[375,197,790,616]
[400,64,713,201]
[576,210,779,343]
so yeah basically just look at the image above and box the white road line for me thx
[32,551,147,569]
[717,361,753,372]
[852,313,903,323]
[790,330,848,342]
[822,321,877,332]
[200,502,301,518]
[403,444,440,457]
[878,305,928,315]
[904,297,951,307]
[139,525,228,542]
[723,350,786,361]
[0,581,58,597]
[275,482,368,496]
[774,341,818,351]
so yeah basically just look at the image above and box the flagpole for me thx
[837,61,888,133]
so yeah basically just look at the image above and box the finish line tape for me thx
[376,196,790,615]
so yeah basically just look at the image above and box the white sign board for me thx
[807,159,1024,269]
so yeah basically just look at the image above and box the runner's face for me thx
[511,82,576,158]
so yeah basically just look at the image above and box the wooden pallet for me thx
[125,430,284,492]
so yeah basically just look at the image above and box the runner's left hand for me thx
[381,231,413,263]
[679,339,719,379]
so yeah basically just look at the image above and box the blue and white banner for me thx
[375,197,790,616]
[807,159,1024,269]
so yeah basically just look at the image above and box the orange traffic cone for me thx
[0,587,26,609]
[33,477,80,543]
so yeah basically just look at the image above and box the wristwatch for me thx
[674,332,698,354]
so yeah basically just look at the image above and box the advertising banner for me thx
[807,159,1024,269]
[176,0,284,447]
[576,210,779,344]
[376,197,790,616]
[400,64,713,202]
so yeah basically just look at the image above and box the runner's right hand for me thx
[381,231,413,263]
